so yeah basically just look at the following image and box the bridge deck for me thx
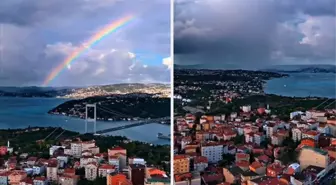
[94,117,170,134]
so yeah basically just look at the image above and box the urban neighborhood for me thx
[0,129,170,185]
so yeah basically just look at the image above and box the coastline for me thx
[0,126,170,146]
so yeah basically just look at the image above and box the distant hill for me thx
[0,86,71,97]
[63,83,170,99]
[263,64,336,73]
[0,83,170,98]
[174,64,241,70]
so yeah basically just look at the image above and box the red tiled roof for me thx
[257,155,270,162]
[174,155,188,160]
[194,156,208,164]
[304,130,320,136]
[250,161,263,169]
[34,177,46,181]
[236,160,250,167]
[202,173,223,183]
[99,164,115,170]
[251,176,287,185]
[64,168,75,174]
[109,146,125,151]
[109,155,119,159]
[267,163,285,173]
[21,178,33,184]
[236,153,249,159]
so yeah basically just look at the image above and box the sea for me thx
[0,97,170,145]
[264,73,336,98]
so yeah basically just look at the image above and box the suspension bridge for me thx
[84,103,169,135]
[94,117,170,134]
[40,103,170,141]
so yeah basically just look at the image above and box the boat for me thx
[157,132,170,140]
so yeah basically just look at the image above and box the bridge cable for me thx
[43,127,59,141]
[97,106,131,119]
[55,130,66,140]
[324,100,336,109]
[97,105,133,118]
[315,98,331,109]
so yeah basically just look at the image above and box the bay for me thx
[264,73,336,98]
[0,97,170,145]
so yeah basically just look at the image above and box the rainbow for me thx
[42,15,135,86]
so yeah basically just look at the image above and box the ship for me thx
[157,132,170,140]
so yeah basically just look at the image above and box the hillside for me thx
[49,93,170,120]
[61,83,170,99]
[0,83,170,99]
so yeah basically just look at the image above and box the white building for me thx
[0,173,9,185]
[85,163,98,181]
[70,143,82,158]
[302,130,320,141]
[57,156,69,167]
[32,165,45,175]
[80,157,98,167]
[290,111,304,119]
[47,164,58,181]
[265,124,277,138]
[306,110,326,119]
[108,157,120,172]
[318,124,330,134]
[201,143,223,163]
[49,146,65,156]
[254,133,265,145]
[292,128,303,142]
[82,141,96,151]
[129,158,146,166]
[193,156,208,172]
[245,133,254,143]
[98,164,116,177]
[33,177,47,185]
[241,105,251,113]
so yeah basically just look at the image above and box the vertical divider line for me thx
[170,0,175,183]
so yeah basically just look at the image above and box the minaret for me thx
[7,140,9,148]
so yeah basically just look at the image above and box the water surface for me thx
[264,73,335,98]
[0,97,170,145]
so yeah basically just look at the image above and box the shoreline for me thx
[48,111,171,125]
[0,126,171,146]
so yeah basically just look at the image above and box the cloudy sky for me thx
[175,0,335,69]
[0,0,171,87]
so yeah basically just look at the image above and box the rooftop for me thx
[301,146,328,155]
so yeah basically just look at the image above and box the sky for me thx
[0,0,171,87]
[174,0,336,69]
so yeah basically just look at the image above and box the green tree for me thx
[93,176,106,185]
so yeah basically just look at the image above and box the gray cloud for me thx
[174,0,335,68]
[0,0,170,86]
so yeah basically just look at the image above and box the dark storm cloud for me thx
[174,0,336,68]
[0,0,170,86]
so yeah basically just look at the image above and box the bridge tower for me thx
[85,104,97,134]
